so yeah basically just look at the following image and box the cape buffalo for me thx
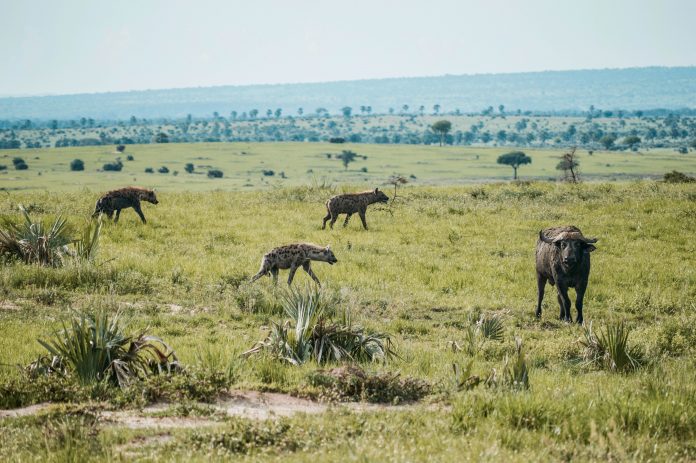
[535,226,598,324]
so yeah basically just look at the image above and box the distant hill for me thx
[1,67,695,120]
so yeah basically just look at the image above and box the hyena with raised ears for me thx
[92,187,159,224]
[250,243,338,286]
[322,188,389,230]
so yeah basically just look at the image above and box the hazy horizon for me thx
[2,0,695,98]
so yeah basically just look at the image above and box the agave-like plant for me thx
[478,313,505,341]
[503,336,529,390]
[580,321,643,372]
[38,311,179,387]
[244,286,396,365]
[0,205,72,266]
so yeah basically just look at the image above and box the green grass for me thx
[2,141,695,192]
[0,174,695,461]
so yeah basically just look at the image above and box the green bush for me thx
[70,159,84,171]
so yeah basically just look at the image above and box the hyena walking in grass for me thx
[322,188,389,230]
[251,243,338,286]
[92,187,159,224]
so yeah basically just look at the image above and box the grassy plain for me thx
[0,143,695,461]
[2,142,695,193]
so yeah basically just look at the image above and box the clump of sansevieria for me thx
[580,321,644,372]
[243,286,396,365]
[37,310,179,388]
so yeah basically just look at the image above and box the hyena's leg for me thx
[358,209,368,230]
[133,204,147,224]
[114,209,121,223]
[287,264,299,285]
[329,213,339,229]
[271,267,279,285]
[106,210,114,221]
[302,262,321,286]
[322,211,332,230]
[343,213,352,227]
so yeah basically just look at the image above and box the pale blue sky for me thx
[1,0,694,96]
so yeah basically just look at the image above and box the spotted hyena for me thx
[92,187,159,224]
[250,243,338,286]
[322,188,389,230]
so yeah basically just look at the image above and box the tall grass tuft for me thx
[580,321,644,372]
[243,286,396,365]
[73,215,102,263]
[38,311,179,387]
[503,337,530,390]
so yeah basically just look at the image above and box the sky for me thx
[1,0,695,96]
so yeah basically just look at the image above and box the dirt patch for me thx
[0,390,437,430]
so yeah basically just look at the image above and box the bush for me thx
[0,164,7,171]
[184,163,195,173]
[103,160,123,171]
[144,167,154,173]
[158,166,169,174]
[12,157,25,167]
[14,159,28,170]
[329,137,345,143]
[70,159,84,171]
[207,169,223,178]
[116,144,126,152]
[126,155,134,161]
[262,169,275,176]
[663,170,695,183]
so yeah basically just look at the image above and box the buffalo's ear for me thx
[584,244,597,253]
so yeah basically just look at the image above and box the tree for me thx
[184,163,195,173]
[337,150,358,170]
[418,105,425,116]
[497,151,531,180]
[266,109,273,118]
[154,132,169,143]
[431,120,452,146]
[341,106,352,118]
[70,159,85,171]
[274,108,282,119]
[116,144,126,153]
[297,107,304,117]
[556,147,580,183]
[433,104,440,115]
[249,109,259,119]
[623,136,641,149]
[401,104,409,114]
[600,134,617,150]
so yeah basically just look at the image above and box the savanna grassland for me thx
[0,143,695,462]
[2,142,696,193]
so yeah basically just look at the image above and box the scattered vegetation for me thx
[663,170,695,183]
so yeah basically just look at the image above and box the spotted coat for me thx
[92,187,159,224]
[251,243,338,286]
[322,188,389,230]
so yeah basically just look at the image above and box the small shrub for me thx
[116,144,126,152]
[329,137,345,143]
[663,170,695,183]
[70,159,85,171]
[158,166,169,174]
[262,169,275,176]
[12,157,25,166]
[184,163,195,173]
[15,160,28,170]
[0,164,7,171]
[126,154,134,161]
[360,167,368,173]
[102,160,123,171]
[145,167,154,173]
[207,169,223,178]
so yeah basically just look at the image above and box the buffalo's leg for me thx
[535,273,547,319]
[556,285,572,322]
[575,280,588,324]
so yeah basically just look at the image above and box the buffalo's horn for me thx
[581,236,598,244]
[539,230,554,244]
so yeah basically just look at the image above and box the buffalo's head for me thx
[540,229,597,267]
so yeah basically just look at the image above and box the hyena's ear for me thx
[325,245,331,251]
[374,188,379,193]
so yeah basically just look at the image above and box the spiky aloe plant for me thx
[0,205,72,266]
[38,311,179,387]
[503,337,529,390]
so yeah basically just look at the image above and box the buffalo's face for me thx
[558,240,596,267]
